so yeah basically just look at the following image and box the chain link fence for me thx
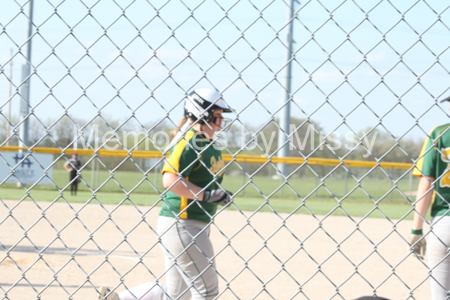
[1,0,450,299]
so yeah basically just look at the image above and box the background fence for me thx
[1,0,450,299]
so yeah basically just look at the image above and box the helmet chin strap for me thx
[200,122,213,141]
[201,120,222,142]
[212,116,219,127]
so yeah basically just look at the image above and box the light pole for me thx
[277,0,296,176]
[19,0,34,149]
[7,49,13,146]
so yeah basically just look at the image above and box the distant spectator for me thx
[64,152,82,195]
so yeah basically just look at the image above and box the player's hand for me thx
[407,233,426,260]
[203,189,232,206]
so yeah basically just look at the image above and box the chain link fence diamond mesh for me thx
[1,0,450,299]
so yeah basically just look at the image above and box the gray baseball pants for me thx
[428,216,450,300]
[157,216,219,300]
[118,216,218,300]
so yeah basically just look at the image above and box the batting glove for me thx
[408,231,426,260]
[203,189,232,206]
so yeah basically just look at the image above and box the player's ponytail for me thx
[169,117,188,141]
[177,116,188,132]
[166,117,193,152]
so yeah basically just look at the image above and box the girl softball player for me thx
[409,96,450,300]
[97,88,233,300]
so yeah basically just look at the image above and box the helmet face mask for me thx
[200,109,231,133]
[218,117,232,132]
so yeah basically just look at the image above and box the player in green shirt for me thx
[159,126,227,223]
[409,96,450,300]
[97,88,233,300]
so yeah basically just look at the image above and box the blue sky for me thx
[1,0,450,141]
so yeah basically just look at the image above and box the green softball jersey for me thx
[413,123,450,217]
[160,128,225,223]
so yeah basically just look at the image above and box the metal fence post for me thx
[96,156,100,188]
[243,159,246,197]
[409,169,413,200]
[345,170,348,196]
[91,156,96,189]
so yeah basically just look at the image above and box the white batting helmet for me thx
[184,88,232,122]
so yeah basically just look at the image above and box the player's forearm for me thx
[412,176,434,230]
[163,172,205,200]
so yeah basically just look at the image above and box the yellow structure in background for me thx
[0,146,414,170]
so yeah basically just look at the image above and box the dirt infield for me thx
[0,200,430,300]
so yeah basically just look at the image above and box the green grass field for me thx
[2,169,419,202]
[0,169,422,220]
